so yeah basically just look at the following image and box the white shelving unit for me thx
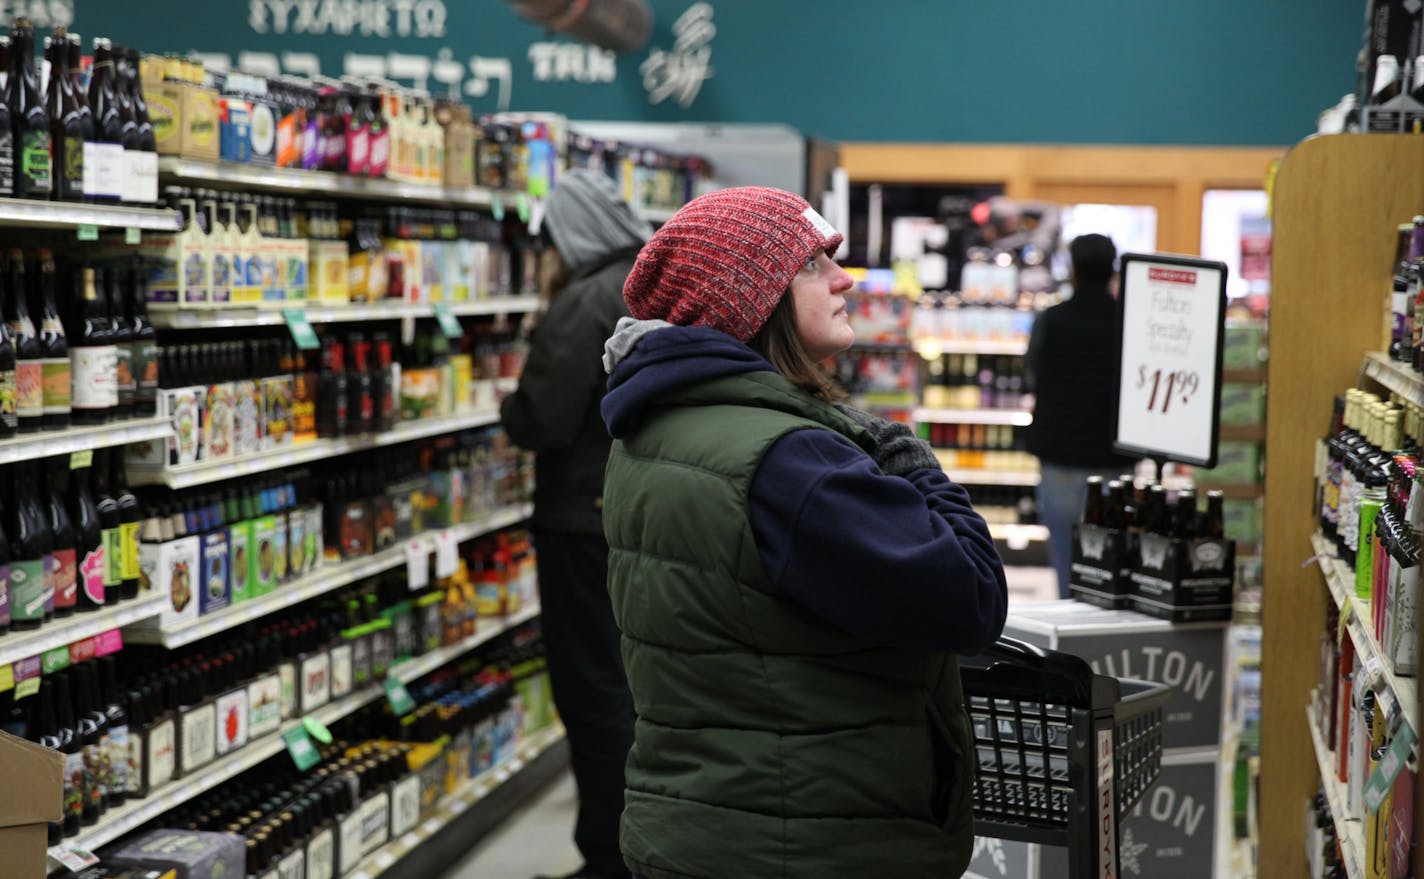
[131,407,511,490]
[914,407,1032,426]
[1363,351,1424,408]
[0,417,172,466]
[0,198,180,230]
[1309,531,1417,734]
[149,296,541,329]
[941,468,1041,487]
[346,723,566,879]
[48,604,542,863]
[1306,705,1365,879]
[0,592,167,668]
[915,338,1029,356]
[125,504,532,648]
[157,157,525,209]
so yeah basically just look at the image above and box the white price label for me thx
[405,540,430,590]
[1114,255,1227,467]
[435,530,459,578]
[53,846,101,871]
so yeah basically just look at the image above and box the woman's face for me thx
[790,251,856,361]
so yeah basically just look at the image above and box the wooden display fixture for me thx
[1261,134,1424,875]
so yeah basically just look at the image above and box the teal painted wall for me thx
[54,0,1360,145]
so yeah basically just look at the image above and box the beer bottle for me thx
[8,19,50,199]
[1081,475,1104,526]
[42,456,77,617]
[1173,489,1198,539]
[85,38,120,202]
[1205,490,1226,540]
[106,264,135,420]
[112,452,140,600]
[0,37,14,198]
[8,462,50,629]
[45,31,83,202]
[128,256,158,416]
[35,249,69,430]
[69,451,104,610]
[33,676,81,839]
[1103,480,1126,530]
[71,665,106,822]
[7,251,41,432]
[0,255,17,438]
[125,48,154,152]
[69,265,116,425]
[92,448,122,604]
[111,43,137,152]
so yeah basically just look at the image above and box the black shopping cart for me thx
[960,637,1172,879]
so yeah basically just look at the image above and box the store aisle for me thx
[440,770,583,879]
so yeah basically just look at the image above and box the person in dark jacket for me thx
[499,169,649,879]
[600,186,1007,879]
[1024,233,1136,598]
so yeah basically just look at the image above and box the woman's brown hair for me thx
[748,292,846,403]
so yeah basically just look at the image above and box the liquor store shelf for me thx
[149,296,542,329]
[940,467,1041,487]
[1363,351,1424,407]
[130,403,516,490]
[124,504,533,648]
[913,338,1028,356]
[47,603,543,864]
[0,416,172,466]
[347,723,567,879]
[0,197,181,231]
[1310,531,1418,734]
[987,523,1049,544]
[157,157,527,209]
[914,408,1032,426]
[1306,706,1366,879]
[0,592,167,668]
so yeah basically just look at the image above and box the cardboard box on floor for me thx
[0,728,63,875]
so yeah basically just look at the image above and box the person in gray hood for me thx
[499,169,650,879]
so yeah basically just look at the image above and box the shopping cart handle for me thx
[976,636,1051,663]
[961,636,1102,705]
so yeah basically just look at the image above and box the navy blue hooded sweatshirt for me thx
[601,323,1007,654]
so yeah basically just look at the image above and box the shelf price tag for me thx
[303,715,334,744]
[283,725,321,771]
[76,224,99,241]
[491,194,505,222]
[14,677,38,699]
[41,646,71,674]
[405,540,430,590]
[52,846,100,872]
[282,309,320,351]
[0,664,12,693]
[515,193,530,223]
[124,227,142,245]
[69,449,92,470]
[434,530,459,579]
[383,677,416,717]
[433,304,463,339]
[1113,254,1228,469]
[1365,723,1417,814]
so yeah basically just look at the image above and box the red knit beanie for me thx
[622,186,845,341]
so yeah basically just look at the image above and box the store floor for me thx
[440,565,1057,879]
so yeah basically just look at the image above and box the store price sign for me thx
[1114,254,1228,468]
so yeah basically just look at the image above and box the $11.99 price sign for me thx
[1136,366,1200,414]
[1115,255,1226,467]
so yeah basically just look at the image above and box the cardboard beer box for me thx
[1130,533,1236,623]
[1068,523,1132,610]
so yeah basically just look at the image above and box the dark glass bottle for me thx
[7,251,41,432]
[98,656,130,805]
[35,249,69,429]
[85,38,120,202]
[125,48,154,152]
[66,35,91,168]
[68,452,104,610]
[0,253,17,438]
[8,463,48,629]
[33,676,80,839]
[1081,475,1103,526]
[42,457,76,617]
[111,43,137,151]
[128,257,158,416]
[316,337,346,438]
[1205,490,1225,540]
[45,31,83,202]
[92,448,122,604]
[72,664,106,821]
[0,37,14,198]
[0,498,10,634]
[8,19,51,199]
[106,263,135,419]
[112,453,140,600]
[69,265,115,424]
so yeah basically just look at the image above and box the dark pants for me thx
[535,529,635,878]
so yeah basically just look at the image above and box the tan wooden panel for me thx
[1261,134,1424,876]
[1030,181,1181,254]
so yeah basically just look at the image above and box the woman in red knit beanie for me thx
[600,186,1006,879]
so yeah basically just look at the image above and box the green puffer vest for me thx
[603,370,977,879]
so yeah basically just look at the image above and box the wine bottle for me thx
[33,676,81,839]
[0,254,18,439]
[0,37,15,198]
[45,31,83,202]
[68,451,104,610]
[106,263,135,419]
[71,665,106,821]
[112,453,140,600]
[128,256,158,416]
[85,38,121,202]
[69,265,116,424]
[35,249,69,429]
[98,656,130,805]
[8,463,48,629]
[92,448,122,604]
